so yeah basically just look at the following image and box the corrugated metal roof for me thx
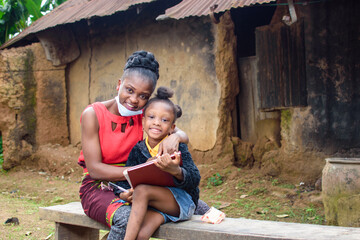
[1,0,157,49]
[164,0,276,19]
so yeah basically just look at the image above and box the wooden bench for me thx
[39,202,360,240]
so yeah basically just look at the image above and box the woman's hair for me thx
[122,50,159,88]
[143,87,182,123]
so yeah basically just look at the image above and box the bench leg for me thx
[55,222,100,240]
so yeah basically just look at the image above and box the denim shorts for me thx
[152,187,195,223]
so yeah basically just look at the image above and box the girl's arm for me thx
[81,107,128,181]
[157,126,189,155]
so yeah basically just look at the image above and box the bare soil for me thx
[0,144,325,240]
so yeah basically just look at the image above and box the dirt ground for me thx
[0,144,325,240]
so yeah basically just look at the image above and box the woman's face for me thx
[117,73,154,111]
[142,101,175,142]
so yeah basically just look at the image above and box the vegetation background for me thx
[0,0,66,44]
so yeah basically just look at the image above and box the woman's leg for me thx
[107,205,131,240]
[124,184,179,240]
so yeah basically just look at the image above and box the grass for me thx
[0,193,55,240]
[279,183,296,189]
[200,166,325,225]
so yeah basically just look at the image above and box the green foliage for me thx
[207,173,223,188]
[0,0,67,44]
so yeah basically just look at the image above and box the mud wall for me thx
[191,12,239,165]
[67,11,221,152]
[0,43,68,169]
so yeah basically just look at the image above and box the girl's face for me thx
[143,101,175,142]
[117,74,154,111]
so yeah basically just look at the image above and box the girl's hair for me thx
[122,50,159,87]
[143,87,182,123]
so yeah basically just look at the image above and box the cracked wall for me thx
[0,43,68,169]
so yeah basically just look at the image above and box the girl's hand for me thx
[146,157,157,162]
[154,152,183,181]
[157,134,180,156]
[120,188,134,203]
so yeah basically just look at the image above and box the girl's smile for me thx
[143,101,176,148]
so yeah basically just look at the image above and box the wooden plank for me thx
[238,56,258,143]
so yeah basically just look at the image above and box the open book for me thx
[123,152,182,188]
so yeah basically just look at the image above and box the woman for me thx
[78,50,208,239]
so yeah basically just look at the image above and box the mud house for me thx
[0,0,358,185]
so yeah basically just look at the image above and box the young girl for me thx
[115,87,200,240]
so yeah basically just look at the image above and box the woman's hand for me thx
[154,152,183,181]
[120,188,134,203]
[157,134,180,156]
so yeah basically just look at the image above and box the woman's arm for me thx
[81,107,127,181]
[157,126,189,155]
[173,143,200,189]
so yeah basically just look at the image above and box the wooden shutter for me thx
[256,20,307,110]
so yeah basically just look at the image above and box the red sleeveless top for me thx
[78,102,143,171]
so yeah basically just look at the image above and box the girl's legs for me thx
[124,184,180,240]
[136,209,164,240]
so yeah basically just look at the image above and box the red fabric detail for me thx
[105,198,129,227]
[78,102,143,167]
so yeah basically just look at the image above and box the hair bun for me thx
[124,50,159,79]
[174,104,182,118]
[156,86,174,99]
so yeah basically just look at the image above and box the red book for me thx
[123,152,182,188]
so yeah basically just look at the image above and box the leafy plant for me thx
[0,0,67,44]
[206,173,223,188]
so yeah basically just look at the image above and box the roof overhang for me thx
[1,0,277,49]
[1,0,157,49]
[162,0,276,20]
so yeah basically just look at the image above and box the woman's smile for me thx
[124,101,138,110]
